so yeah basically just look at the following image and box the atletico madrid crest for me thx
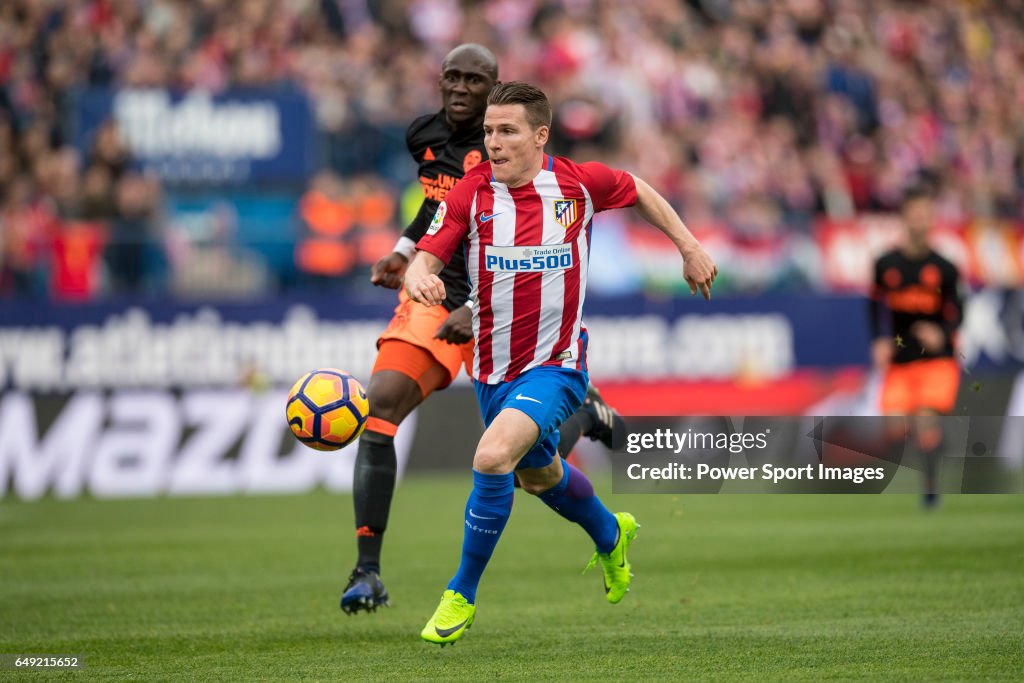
[554,199,576,228]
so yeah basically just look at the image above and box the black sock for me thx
[923,446,941,496]
[917,424,944,497]
[352,430,397,573]
[557,411,594,457]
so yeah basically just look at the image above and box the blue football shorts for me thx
[474,365,589,471]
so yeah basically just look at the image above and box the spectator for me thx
[105,172,161,294]
[294,170,399,287]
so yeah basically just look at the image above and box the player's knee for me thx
[883,416,908,442]
[517,474,555,496]
[367,387,403,423]
[916,426,943,451]
[473,442,515,475]
[512,461,563,495]
[516,476,543,495]
[367,374,419,423]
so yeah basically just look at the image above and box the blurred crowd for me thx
[1,0,1022,299]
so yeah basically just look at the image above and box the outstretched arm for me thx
[404,251,447,306]
[630,174,718,299]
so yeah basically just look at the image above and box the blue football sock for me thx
[447,470,514,603]
[538,462,618,553]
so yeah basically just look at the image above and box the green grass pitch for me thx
[2,475,1022,680]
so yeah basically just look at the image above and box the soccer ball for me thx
[286,369,369,451]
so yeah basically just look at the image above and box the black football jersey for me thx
[869,248,963,364]
[404,110,487,311]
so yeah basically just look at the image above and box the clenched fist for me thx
[370,252,409,289]
[406,273,446,306]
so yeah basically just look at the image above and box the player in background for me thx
[341,46,624,614]
[406,82,717,645]
[869,186,964,507]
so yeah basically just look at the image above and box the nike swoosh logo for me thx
[515,394,542,404]
[468,508,497,520]
[435,619,469,638]
[479,212,502,222]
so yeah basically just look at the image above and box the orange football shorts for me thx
[880,358,960,415]
[374,290,474,392]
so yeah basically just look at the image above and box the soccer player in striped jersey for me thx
[406,82,717,645]
[341,45,625,615]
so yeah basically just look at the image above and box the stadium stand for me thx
[1,0,1021,298]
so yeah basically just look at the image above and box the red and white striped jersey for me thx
[417,154,637,384]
